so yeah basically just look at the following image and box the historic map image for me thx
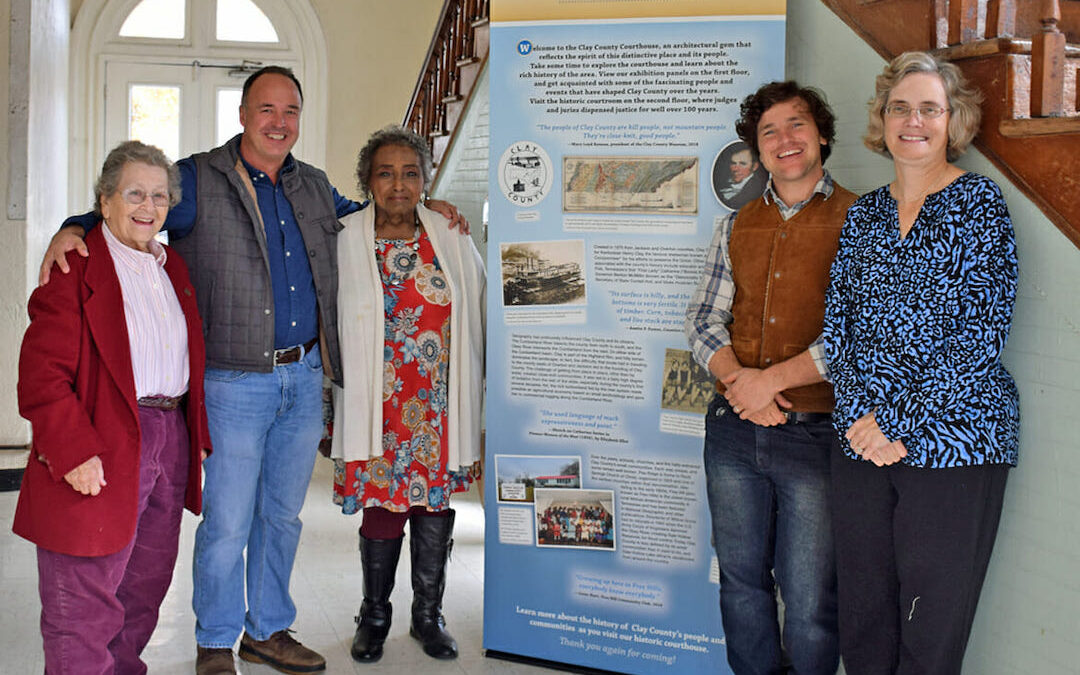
[562,156,698,215]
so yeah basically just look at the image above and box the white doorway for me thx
[103,59,301,164]
[70,0,327,211]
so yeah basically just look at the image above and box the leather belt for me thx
[717,396,832,425]
[137,395,185,410]
[273,337,318,366]
[783,410,833,425]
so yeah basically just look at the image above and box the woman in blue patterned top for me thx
[823,51,1019,674]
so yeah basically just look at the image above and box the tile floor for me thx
[0,458,566,674]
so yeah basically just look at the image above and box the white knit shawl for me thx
[330,204,485,469]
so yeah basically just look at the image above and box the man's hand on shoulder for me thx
[39,225,89,286]
[426,199,471,234]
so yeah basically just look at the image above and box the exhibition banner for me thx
[483,2,786,672]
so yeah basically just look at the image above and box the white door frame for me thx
[103,61,200,164]
[69,0,328,211]
[102,58,301,162]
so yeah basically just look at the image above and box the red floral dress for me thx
[333,230,478,514]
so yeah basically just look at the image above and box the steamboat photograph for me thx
[500,240,587,307]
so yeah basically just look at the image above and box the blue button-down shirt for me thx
[236,155,322,348]
[66,151,363,350]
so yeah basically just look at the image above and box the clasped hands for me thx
[721,367,791,427]
[724,368,908,466]
[844,412,907,467]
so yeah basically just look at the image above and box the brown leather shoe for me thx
[195,646,236,675]
[238,630,326,674]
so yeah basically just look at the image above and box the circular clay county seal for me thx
[498,141,553,207]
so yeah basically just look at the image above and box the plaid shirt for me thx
[684,171,837,379]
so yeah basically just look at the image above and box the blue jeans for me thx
[704,395,838,675]
[193,345,324,647]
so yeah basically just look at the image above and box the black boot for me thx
[408,510,459,659]
[351,533,403,663]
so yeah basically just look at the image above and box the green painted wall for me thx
[436,3,1078,669]
[788,2,1080,673]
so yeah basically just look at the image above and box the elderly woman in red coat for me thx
[13,140,211,675]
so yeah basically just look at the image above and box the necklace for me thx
[375,216,422,251]
[375,226,423,276]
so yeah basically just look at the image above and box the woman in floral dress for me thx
[331,125,485,663]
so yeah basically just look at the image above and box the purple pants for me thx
[37,406,190,675]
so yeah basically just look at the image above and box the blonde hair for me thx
[863,51,983,162]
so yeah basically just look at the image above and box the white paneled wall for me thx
[431,65,490,262]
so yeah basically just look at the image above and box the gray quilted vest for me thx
[172,135,344,384]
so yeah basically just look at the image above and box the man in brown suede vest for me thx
[685,81,856,675]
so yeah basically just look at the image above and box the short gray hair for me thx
[93,140,181,216]
[355,125,433,196]
[864,51,983,162]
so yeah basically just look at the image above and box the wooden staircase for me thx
[406,0,1080,247]
[823,0,1080,248]
[404,0,490,173]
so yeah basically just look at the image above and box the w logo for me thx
[517,40,532,55]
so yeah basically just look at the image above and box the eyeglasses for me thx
[884,103,949,119]
[120,188,170,208]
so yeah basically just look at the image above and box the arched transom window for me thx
[119,0,280,43]
[69,0,327,211]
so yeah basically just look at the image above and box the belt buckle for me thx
[273,346,297,367]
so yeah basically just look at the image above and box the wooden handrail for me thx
[986,0,1016,37]
[1031,0,1066,116]
[943,0,1067,118]
[945,0,1017,44]
[947,0,979,45]
[823,0,1080,249]
[403,0,490,163]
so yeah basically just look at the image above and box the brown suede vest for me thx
[722,185,856,412]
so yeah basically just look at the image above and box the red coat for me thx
[13,227,211,557]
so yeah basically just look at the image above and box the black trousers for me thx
[830,447,1009,675]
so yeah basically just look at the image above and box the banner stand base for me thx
[484,649,624,674]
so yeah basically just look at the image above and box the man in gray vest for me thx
[40,66,467,675]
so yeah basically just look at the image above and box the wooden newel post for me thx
[986,0,1017,39]
[1031,0,1066,117]
[947,0,979,45]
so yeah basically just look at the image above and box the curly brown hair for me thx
[735,81,837,165]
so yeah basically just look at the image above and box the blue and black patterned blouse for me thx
[824,172,1019,468]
